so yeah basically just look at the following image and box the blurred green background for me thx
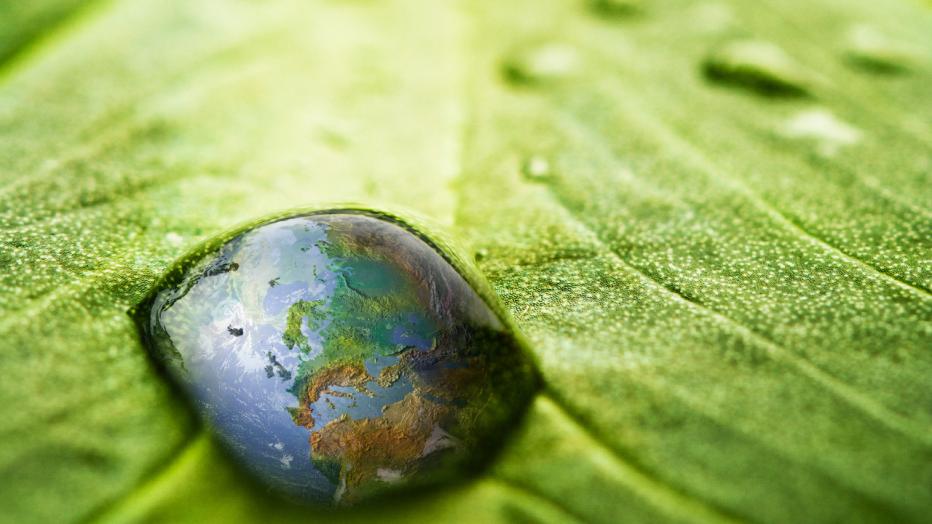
[0,0,929,522]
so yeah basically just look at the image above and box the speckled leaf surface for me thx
[0,0,929,523]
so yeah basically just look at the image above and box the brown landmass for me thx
[290,363,371,428]
[289,349,473,502]
[375,362,403,388]
[310,391,451,503]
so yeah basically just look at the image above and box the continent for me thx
[282,299,325,353]
[289,363,372,428]
[309,391,453,504]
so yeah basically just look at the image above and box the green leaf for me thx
[1,0,929,522]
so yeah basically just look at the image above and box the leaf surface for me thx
[0,0,929,522]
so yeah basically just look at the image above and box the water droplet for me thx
[780,108,862,156]
[703,40,811,96]
[845,25,918,74]
[474,249,489,262]
[135,211,538,506]
[522,155,552,181]
[587,0,642,18]
[503,43,580,85]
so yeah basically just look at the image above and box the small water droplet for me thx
[474,249,489,262]
[845,25,918,74]
[780,108,862,157]
[587,0,642,18]
[703,40,811,96]
[522,155,552,181]
[503,43,580,85]
[135,211,537,506]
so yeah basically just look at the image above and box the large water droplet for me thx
[703,40,811,96]
[135,211,538,506]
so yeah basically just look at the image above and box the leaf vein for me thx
[533,154,932,444]
[556,105,932,297]
[537,392,741,524]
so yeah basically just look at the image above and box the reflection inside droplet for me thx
[136,211,538,506]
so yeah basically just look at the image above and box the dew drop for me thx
[587,0,642,18]
[780,108,862,157]
[135,211,538,506]
[844,25,918,74]
[521,155,552,181]
[503,43,580,85]
[703,39,811,96]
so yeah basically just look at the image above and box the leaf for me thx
[0,0,929,522]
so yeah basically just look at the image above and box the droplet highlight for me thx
[136,211,538,506]
[703,40,811,96]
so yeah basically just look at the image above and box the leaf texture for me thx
[0,0,929,522]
